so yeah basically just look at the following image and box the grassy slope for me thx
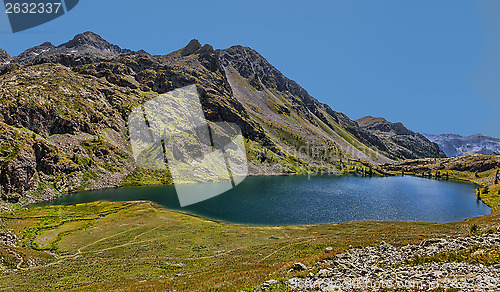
[0,201,469,291]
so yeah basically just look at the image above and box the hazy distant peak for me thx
[424,133,500,157]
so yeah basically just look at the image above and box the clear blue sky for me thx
[1,0,499,138]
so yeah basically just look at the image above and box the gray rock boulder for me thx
[290,262,307,271]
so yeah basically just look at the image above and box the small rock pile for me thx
[0,229,19,247]
[263,231,500,291]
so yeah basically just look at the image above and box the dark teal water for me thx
[39,175,490,225]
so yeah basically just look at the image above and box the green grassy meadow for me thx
[0,159,499,291]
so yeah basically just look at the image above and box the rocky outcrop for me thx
[0,49,11,65]
[263,230,500,291]
[424,133,500,157]
[357,116,447,160]
[0,229,18,247]
[180,39,202,56]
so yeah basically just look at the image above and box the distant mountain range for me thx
[423,133,500,157]
[0,32,447,205]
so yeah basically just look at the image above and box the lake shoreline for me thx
[32,174,490,226]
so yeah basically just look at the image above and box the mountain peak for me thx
[181,39,202,56]
[356,116,414,136]
[220,45,266,63]
[58,31,123,55]
[356,116,388,127]
[218,44,303,94]
[61,31,104,46]
[39,41,54,47]
[12,31,128,64]
[11,42,55,64]
[136,49,150,55]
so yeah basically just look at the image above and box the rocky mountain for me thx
[12,31,131,65]
[0,32,446,207]
[424,133,500,157]
[0,49,10,65]
[217,45,393,164]
[356,116,446,160]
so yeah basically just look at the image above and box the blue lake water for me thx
[39,175,490,225]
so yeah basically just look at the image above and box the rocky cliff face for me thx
[424,133,500,157]
[356,116,447,160]
[0,63,139,206]
[0,32,445,206]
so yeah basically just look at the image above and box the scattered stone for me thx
[325,247,334,254]
[260,279,277,290]
[263,229,500,292]
[0,229,18,247]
